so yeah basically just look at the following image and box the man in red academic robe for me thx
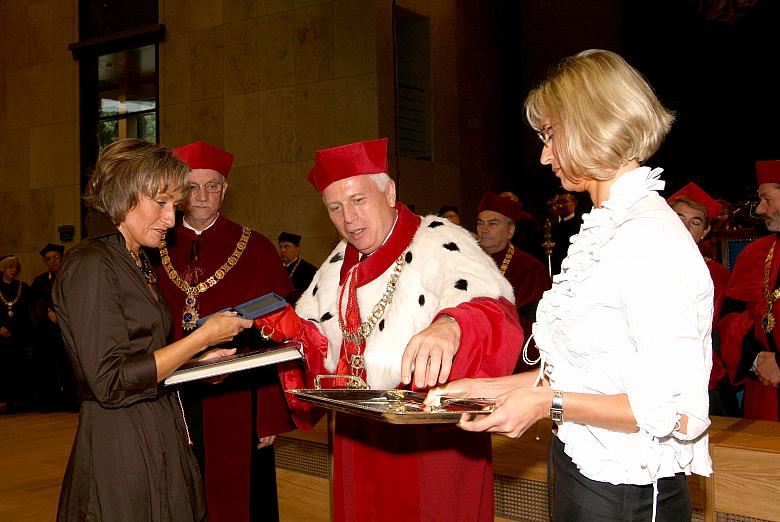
[721,159,780,421]
[255,138,524,522]
[476,191,551,371]
[151,141,294,522]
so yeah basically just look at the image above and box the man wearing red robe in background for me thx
[151,141,294,522]
[255,138,524,522]
[476,191,551,371]
[720,159,780,420]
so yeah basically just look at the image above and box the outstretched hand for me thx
[201,311,253,346]
[401,315,460,389]
[456,386,550,438]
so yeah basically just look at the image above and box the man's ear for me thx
[385,179,397,207]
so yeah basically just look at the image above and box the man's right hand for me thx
[253,304,301,343]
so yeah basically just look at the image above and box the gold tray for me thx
[287,388,495,424]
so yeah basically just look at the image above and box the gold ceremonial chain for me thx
[0,280,22,318]
[338,254,406,375]
[160,227,251,330]
[762,240,780,333]
[499,244,515,275]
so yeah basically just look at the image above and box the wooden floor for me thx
[0,410,76,522]
[0,410,518,522]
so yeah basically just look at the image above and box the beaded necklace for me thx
[762,239,780,333]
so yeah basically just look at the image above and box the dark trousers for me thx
[551,436,692,521]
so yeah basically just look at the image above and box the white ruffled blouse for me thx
[533,166,714,485]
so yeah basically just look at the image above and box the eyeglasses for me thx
[536,126,554,147]
[188,181,224,195]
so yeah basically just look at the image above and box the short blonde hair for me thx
[84,139,190,223]
[525,49,674,182]
[0,255,20,272]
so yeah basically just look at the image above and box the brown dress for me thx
[53,213,205,522]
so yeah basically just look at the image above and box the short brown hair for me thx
[84,139,190,223]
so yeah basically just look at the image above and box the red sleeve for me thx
[437,296,524,381]
[275,318,330,430]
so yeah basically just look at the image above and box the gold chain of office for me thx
[499,244,515,275]
[159,227,251,330]
[762,239,780,333]
[0,280,22,317]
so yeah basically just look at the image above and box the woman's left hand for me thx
[457,386,550,438]
[196,348,237,384]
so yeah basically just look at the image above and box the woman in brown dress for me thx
[54,139,252,522]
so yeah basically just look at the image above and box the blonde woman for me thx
[428,50,713,521]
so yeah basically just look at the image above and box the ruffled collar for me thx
[531,167,666,367]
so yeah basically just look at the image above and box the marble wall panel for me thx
[27,0,55,64]
[220,165,265,232]
[189,0,224,31]
[30,122,75,189]
[189,27,225,101]
[5,66,30,130]
[258,9,295,90]
[3,6,32,69]
[224,92,260,168]
[294,3,334,83]
[0,188,52,255]
[50,0,77,62]
[4,128,30,192]
[255,161,296,236]
[0,72,6,131]
[295,0,330,8]
[257,0,294,17]
[223,0,259,23]
[334,74,378,145]
[161,0,191,35]
[258,87,296,164]
[222,18,259,95]
[161,31,194,106]
[161,98,225,149]
[431,81,459,166]
[294,80,334,160]
[334,0,377,77]
[28,62,54,128]
[50,60,77,124]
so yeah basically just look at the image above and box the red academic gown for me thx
[720,234,780,420]
[490,243,551,372]
[153,214,294,522]
[707,257,732,390]
[277,205,524,522]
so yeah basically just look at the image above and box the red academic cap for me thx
[307,138,389,193]
[172,141,234,179]
[756,160,780,186]
[667,182,723,222]
[477,191,534,222]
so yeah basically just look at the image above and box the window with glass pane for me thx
[97,44,158,149]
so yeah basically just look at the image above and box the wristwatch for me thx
[550,390,564,424]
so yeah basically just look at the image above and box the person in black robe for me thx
[30,243,78,412]
[278,231,317,305]
[0,255,35,413]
